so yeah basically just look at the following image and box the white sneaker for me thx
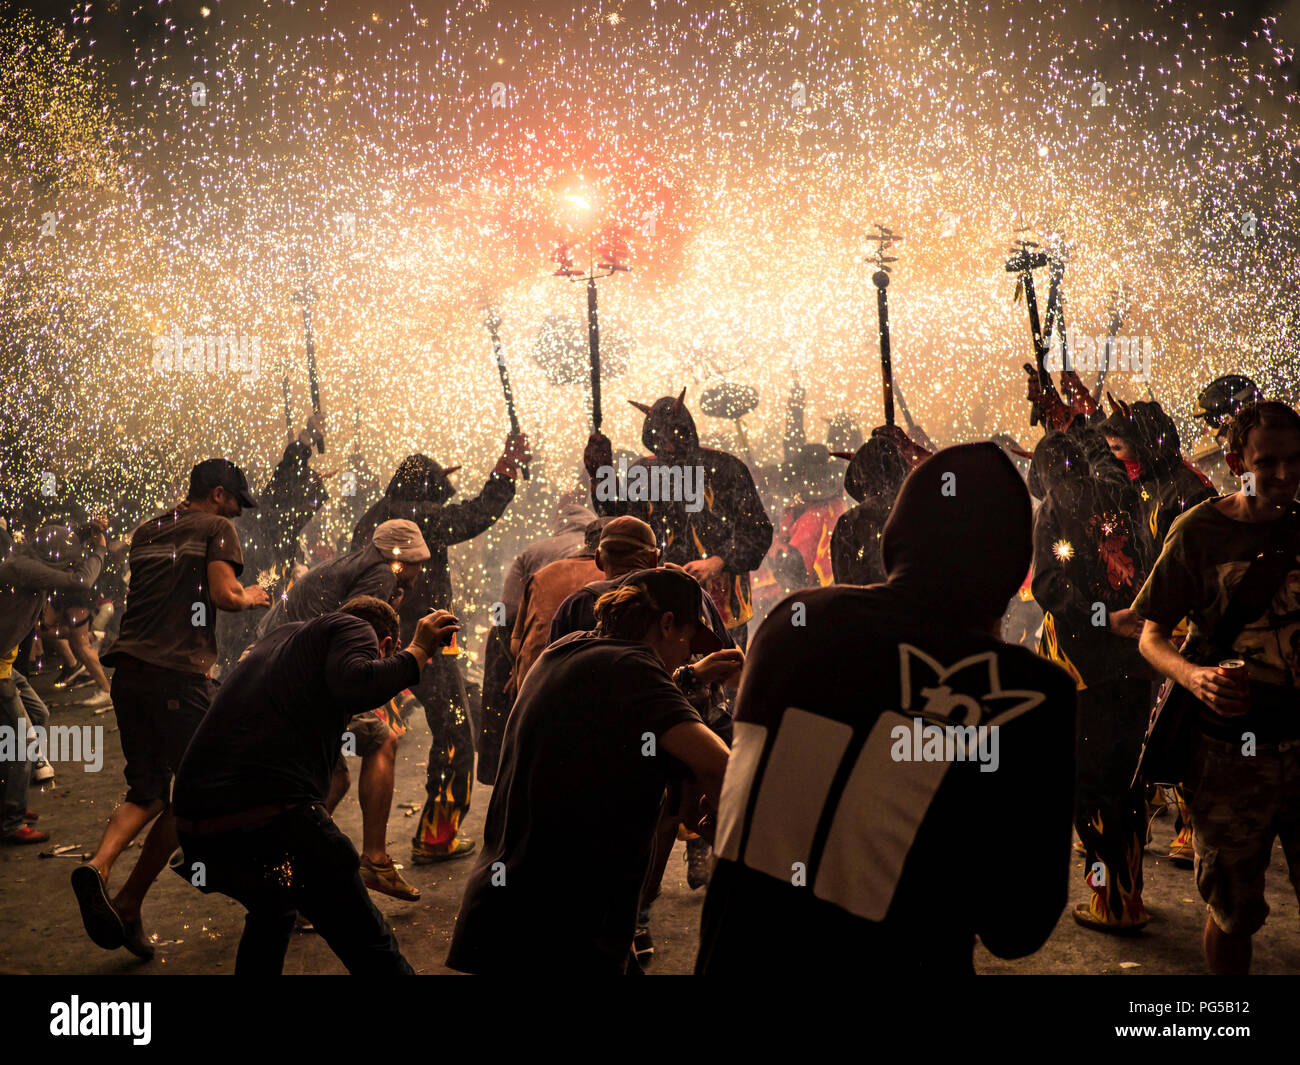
[81,689,113,710]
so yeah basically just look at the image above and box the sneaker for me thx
[360,856,421,901]
[633,926,655,967]
[3,825,50,844]
[32,760,55,783]
[1167,826,1194,868]
[121,919,156,961]
[23,810,39,822]
[685,836,713,889]
[53,664,87,689]
[71,865,125,950]
[410,838,476,865]
[80,689,113,710]
[1071,894,1149,935]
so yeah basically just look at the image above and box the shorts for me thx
[343,690,413,758]
[1183,731,1300,936]
[110,661,214,806]
[49,587,92,617]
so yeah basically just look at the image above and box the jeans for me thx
[177,803,413,975]
[0,670,50,836]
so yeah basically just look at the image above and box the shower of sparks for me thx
[2,0,1298,624]
[1053,538,1075,563]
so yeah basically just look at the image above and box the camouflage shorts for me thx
[343,690,417,758]
[1183,731,1300,936]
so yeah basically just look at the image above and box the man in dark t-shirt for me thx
[171,598,457,975]
[74,459,271,963]
[696,444,1078,975]
[1135,401,1300,975]
[447,568,734,975]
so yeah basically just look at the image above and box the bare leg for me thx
[325,759,350,815]
[358,733,399,864]
[1204,912,1251,975]
[112,808,179,923]
[88,798,165,883]
[50,635,77,670]
[65,613,111,692]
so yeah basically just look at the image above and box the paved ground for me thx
[4,669,1300,975]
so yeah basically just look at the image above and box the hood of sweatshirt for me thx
[881,443,1032,623]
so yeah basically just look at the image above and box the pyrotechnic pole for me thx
[282,363,293,434]
[554,244,630,434]
[1092,286,1127,407]
[484,306,530,481]
[1005,234,1052,427]
[293,258,324,453]
[864,225,903,428]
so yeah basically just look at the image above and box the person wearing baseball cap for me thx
[447,563,739,975]
[75,458,271,962]
[188,458,259,511]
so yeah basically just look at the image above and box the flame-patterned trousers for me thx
[410,654,474,854]
[1075,677,1152,922]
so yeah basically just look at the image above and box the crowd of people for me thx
[1,363,1298,976]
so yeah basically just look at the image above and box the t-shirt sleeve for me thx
[1132,514,1198,627]
[207,516,245,578]
[324,614,421,709]
[625,650,704,741]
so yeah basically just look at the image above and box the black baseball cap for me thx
[616,567,724,654]
[189,458,258,508]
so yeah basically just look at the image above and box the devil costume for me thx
[585,390,772,641]
[829,436,910,586]
[215,439,327,677]
[1097,399,1214,556]
[1030,431,1152,930]
[351,451,517,859]
[767,444,845,593]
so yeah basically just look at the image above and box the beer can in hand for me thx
[1218,658,1249,707]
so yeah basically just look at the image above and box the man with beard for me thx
[1030,431,1153,932]
[351,431,529,864]
[583,389,772,648]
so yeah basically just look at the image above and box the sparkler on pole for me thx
[864,224,903,428]
[293,258,324,453]
[484,306,530,481]
[554,241,630,434]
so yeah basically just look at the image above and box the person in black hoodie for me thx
[1030,432,1154,932]
[583,390,772,647]
[696,443,1077,975]
[351,432,529,864]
